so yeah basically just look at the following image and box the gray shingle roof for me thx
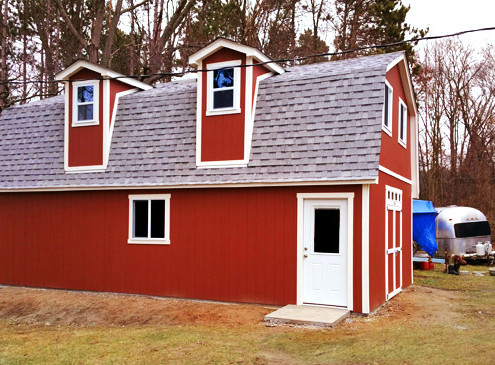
[0,52,402,190]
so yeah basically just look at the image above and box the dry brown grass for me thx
[1,264,494,364]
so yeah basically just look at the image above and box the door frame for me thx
[296,193,354,310]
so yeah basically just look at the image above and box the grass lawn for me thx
[1,264,495,364]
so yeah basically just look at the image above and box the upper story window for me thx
[382,81,393,136]
[128,194,171,245]
[398,98,407,147]
[72,80,99,126]
[206,60,241,115]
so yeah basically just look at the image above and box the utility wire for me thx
[2,26,495,86]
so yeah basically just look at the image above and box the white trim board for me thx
[296,192,354,311]
[378,166,412,185]
[55,59,152,91]
[361,184,370,314]
[0,178,378,193]
[188,38,285,75]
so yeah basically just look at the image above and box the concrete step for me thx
[264,304,350,328]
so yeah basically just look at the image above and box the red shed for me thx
[0,39,418,314]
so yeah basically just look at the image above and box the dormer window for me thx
[72,80,99,126]
[206,60,241,115]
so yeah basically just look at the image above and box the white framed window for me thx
[72,80,99,127]
[382,81,393,136]
[128,194,171,245]
[206,60,241,116]
[386,185,402,211]
[398,98,407,147]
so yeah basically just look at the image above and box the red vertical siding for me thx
[68,69,104,167]
[0,185,363,309]
[109,80,134,128]
[379,65,411,179]
[201,49,246,162]
[252,64,271,107]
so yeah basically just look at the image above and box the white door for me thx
[385,186,402,300]
[302,199,348,307]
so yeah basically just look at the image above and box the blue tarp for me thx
[412,200,438,257]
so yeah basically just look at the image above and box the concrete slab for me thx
[264,304,350,328]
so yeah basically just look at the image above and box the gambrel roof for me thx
[0,52,405,190]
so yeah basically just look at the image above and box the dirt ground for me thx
[0,284,462,329]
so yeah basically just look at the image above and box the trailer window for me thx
[454,221,491,238]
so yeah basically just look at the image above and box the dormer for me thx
[55,61,152,172]
[189,38,284,168]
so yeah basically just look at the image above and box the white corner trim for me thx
[105,88,139,166]
[195,60,203,167]
[64,82,70,171]
[103,79,110,167]
[296,192,354,311]
[378,165,412,185]
[244,56,254,163]
[245,71,272,163]
[128,194,171,245]
[361,184,370,314]
[410,114,420,199]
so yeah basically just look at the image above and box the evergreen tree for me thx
[332,0,426,72]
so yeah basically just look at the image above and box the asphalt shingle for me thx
[0,52,403,189]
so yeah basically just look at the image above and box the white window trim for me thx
[382,80,393,136]
[128,194,171,245]
[72,80,100,127]
[398,98,407,148]
[206,60,241,116]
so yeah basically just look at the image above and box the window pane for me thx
[384,85,389,127]
[213,68,234,89]
[150,200,165,239]
[77,85,94,102]
[213,89,234,109]
[454,221,491,238]
[133,200,148,238]
[400,104,405,140]
[78,104,93,121]
[314,209,340,253]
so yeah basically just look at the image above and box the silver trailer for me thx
[436,206,493,259]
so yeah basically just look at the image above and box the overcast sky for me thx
[404,0,495,49]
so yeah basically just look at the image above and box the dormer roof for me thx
[55,60,153,91]
[188,38,285,75]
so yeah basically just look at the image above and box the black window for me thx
[399,103,406,142]
[314,209,340,254]
[76,85,94,121]
[132,199,166,239]
[213,68,234,109]
[454,221,491,238]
